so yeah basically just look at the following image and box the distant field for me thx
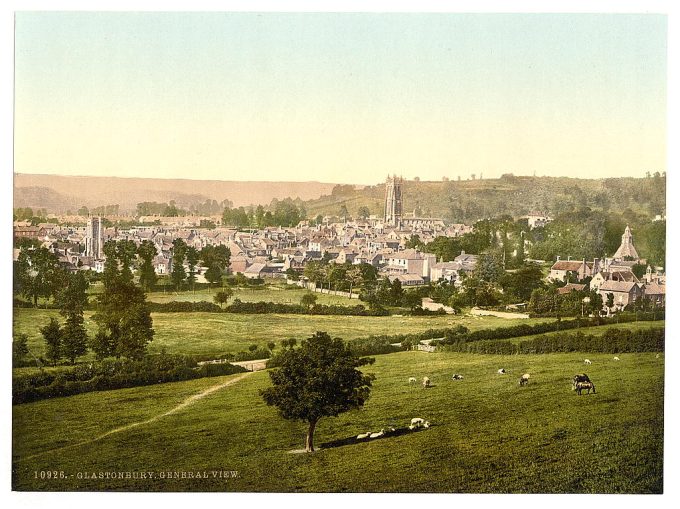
[12,350,664,492]
[13,308,558,361]
[144,286,355,306]
[507,320,666,344]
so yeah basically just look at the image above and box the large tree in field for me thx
[93,240,154,360]
[137,240,158,292]
[55,271,90,364]
[171,239,187,290]
[41,317,62,366]
[15,247,63,307]
[186,246,199,292]
[260,332,375,452]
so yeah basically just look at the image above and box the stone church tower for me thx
[613,225,639,261]
[85,216,104,259]
[384,175,403,227]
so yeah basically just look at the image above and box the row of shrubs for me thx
[437,312,664,345]
[437,327,665,355]
[12,354,247,405]
[148,299,391,316]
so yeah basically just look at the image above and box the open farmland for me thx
[13,307,559,361]
[12,350,663,492]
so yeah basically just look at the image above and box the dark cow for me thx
[572,373,591,391]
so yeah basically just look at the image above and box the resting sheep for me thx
[369,429,385,439]
[575,381,596,395]
[584,359,592,365]
[519,373,530,386]
[422,376,431,388]
[452,374,464,380]
[408,377,417,384]
[356,431,371,440]
[498,368,506,374]
[409,419,430,430]
[613,356,620,361]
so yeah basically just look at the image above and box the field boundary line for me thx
[17,371,254,462]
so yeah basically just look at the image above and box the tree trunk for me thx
[305,419,318,452]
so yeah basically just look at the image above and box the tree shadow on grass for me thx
[320,425,434,450]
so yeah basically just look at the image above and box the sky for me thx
[13,12,667,184]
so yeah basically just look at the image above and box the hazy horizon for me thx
[14,13,667,185]
[13,170,659,186]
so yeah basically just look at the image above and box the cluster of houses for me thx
[14,212,665,313]
[13,216,477,287]
[548,225,665,310]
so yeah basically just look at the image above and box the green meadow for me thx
[13,307,559,361]
[13,350,664,493]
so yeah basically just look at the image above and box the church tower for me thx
[613,225,640,261]
[384,175,403,227]
[85,216,104,259]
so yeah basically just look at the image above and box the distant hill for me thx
[303,175,666,224]
[13,174,338,213]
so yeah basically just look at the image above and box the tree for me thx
[474,252,505,284]
[93,240,154,360]
[357,206,371,219]
[346,266,363,298]
[402,291,422,311]
[260,332,375,452]
[338,204,349,220]
[15,247,63,307]
[171,239,187,290]
[137,240,158,292]
[186,246,199,292]
[13,333,29,366]
[500,264,545,302]
[268,341,276,351]
[41,317,62,366]
[300,292,318,308]
[55,272,90,364]
[214,288,234,309]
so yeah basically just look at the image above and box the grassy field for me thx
[144,285,355,306]
[12,350,664,492]
[506,320,666,345]
[13,307,559,361]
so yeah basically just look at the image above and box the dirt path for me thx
[18,372,253,462]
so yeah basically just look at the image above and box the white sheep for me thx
[452,374,464,380]
[519,373,530,386]
[656,353,661,359]
[369,429,385,439]
[613,356,620,361]
[411,417,425,426]
[422,421,431,429]
[498,368,506,374]
[422,376,431,388]
[584,359,592,365]
[408,377,417,384]
[356,431,371,440]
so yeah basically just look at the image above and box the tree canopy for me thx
[261,332,375,452]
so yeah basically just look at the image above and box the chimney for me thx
[556,255,561,261]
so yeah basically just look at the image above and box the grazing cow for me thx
[575,381,596,395]
[613,356,620,361]
[422,376,431,388]
[519,373,530,386]
[584,359,592,365]
[497,368,506,374]
[452,374,464,381]
[408,377,417,384]
[572,373,591,390]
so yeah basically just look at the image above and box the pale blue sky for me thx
[14,12,667,184]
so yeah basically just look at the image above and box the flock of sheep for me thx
[354,353,662,444]
[356,418,430,441]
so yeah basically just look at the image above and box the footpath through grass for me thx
[13,351,663,493]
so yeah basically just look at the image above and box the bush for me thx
[12,354,248,404]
